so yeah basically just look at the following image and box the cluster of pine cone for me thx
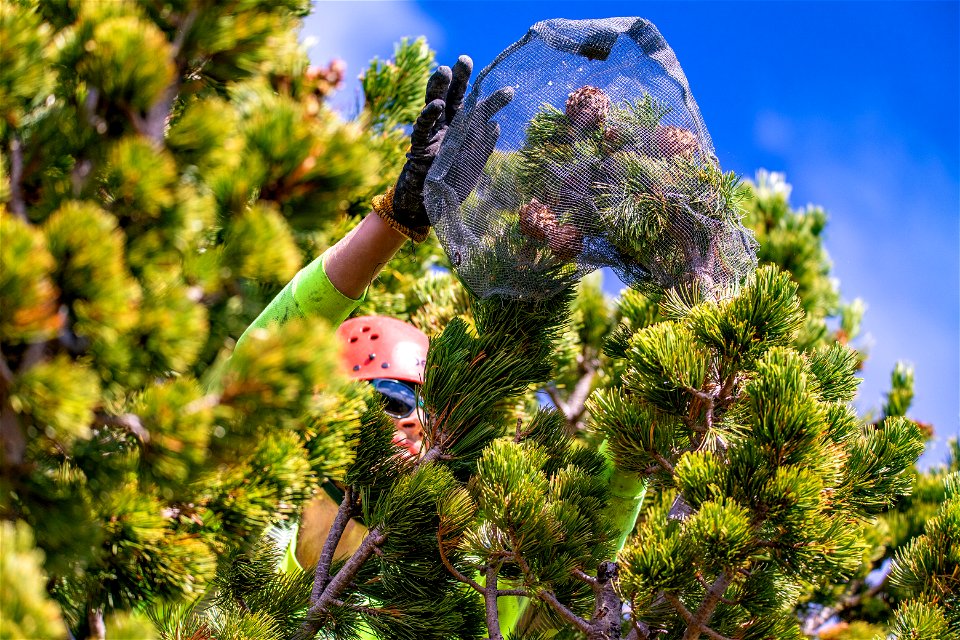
[516,85,703,260]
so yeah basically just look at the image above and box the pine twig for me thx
[330,599,400,618]
[311,486,355,601]
[565,357,599,428]
[436,530,485,594]
[573,568,598,589]
[539,589,592,634]
[512,543,591,635]
[651,451,675,474]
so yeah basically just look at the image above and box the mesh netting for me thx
[424,17,757,300]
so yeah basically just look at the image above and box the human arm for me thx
[236,212,405,349]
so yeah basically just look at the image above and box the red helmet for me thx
[336,316,428,385]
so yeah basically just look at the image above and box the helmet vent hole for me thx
[349,337,358,343]
[371,334,379,340]
[361,326,371,332]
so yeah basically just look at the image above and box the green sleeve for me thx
[235,250,365,352]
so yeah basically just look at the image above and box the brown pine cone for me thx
[602,125,625,153]
[655,125,699,158]
[519,199,582,260]
[519,198,557,242]
[565,85,611,130]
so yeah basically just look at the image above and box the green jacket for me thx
[236,250,364,352]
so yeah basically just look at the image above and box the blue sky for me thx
[304,1,959,467]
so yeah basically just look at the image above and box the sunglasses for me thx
[371,378,422,419]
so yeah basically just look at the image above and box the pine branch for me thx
[0,403,25,467]
[566,361,599,427]
[626,618,652,640]
[58,307,90,355]
[79,87,107,139]
[293,527,386,640]
[695,573,737,606]
[663,593,733,640]
[683,385,715,433]
[8,135,27,220]
[539,589,592,634]
[651,451,675,474]
[544,354,600,433]
[0,348,25,466]
[419,444,444,465]
[667,570,733,640]
[589,562,625,640]
[545,384,569,418]
[436,530,486,594]
[573,568,599,589]
[142,9,198,143]
[0,348,14,389]
[330,599,401,618]
[801,568,891,636]
[311,486,355,601]
[511,543,592,635]
[485,564,505,640]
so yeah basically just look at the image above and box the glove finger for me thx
[425,65,452,105]
[478,120,501,161]
[444,55,473,124]
[454,120,501,202]
[410,99,445,152]
[475,86,514,123]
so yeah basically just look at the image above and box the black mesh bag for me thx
[424,17,757,300]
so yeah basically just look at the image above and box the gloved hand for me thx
[373,55,473,242]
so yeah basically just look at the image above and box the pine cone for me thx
[655,125,699,158]
[519,199,583,260]
[601,125,625,153]
[565,85,611,130]
[519,198,557,242]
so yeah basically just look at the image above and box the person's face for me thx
[370,378,424,457]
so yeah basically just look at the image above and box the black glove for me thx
[373,56,473,242]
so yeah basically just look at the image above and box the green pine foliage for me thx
[607,266,923,639]
[0,521,67,640]
[1,3,937,639]
[884,472,959,639]
[0,2,438,637]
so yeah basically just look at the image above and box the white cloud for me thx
[302,1,446,116]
